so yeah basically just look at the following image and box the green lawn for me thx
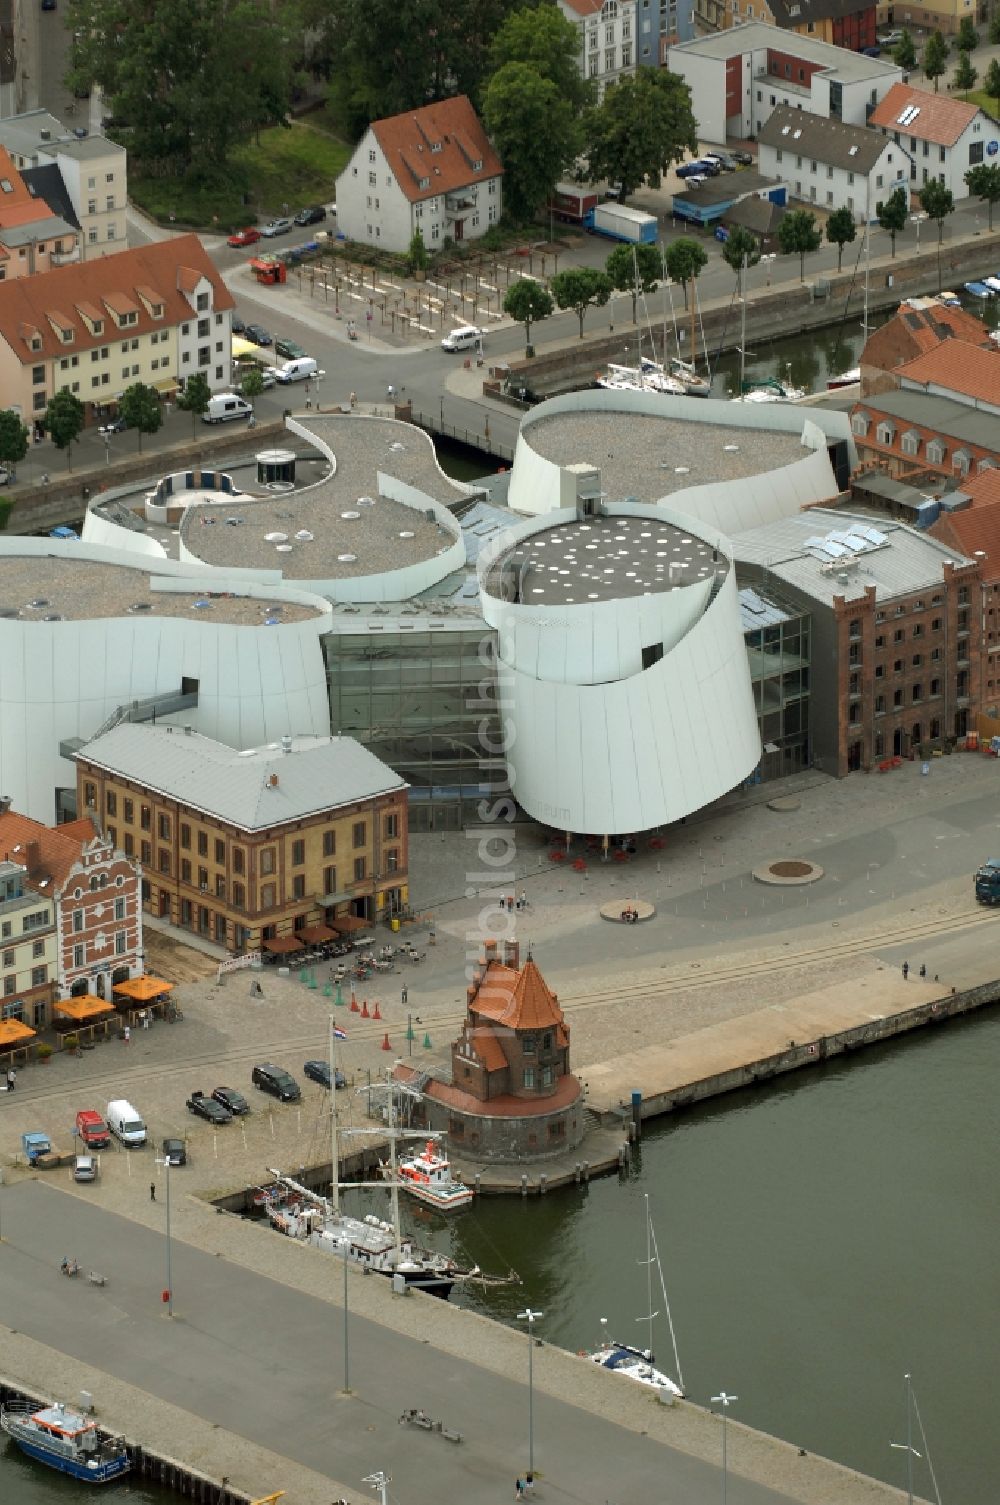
[129,121,351,233]
[961,89,999,120]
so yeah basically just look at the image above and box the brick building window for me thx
[292,839,305,865]
[140,841,151,865]
[158,851,171,875]
[384,812,400,839]
[215,839,225,863]
[106,791,117,816]
[353,822,366,849]
[292,875,305,900]
[180,823,191,849]
[523,1067,535,1088]
[353,857,366,882]
[181,859,191,882]
[323,865,336,894]
[261,883,276,909]
[197,831,208,857]
[233,847,245,875]
[140,805,151,831]
[323,830,336,857]
[261,848,275,875]
[232,881,245,910]
[158,814,170,841]
[124,798,133,823]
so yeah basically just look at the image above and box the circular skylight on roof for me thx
[265,532,288,543]
[341,511,360,520]
[295,530,314,542]
[275,544,293,553]
[338,553,357,563]
[399,530,415,539]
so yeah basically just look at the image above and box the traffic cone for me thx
[361,999,370,1018]
[381,1032,392,1051]
[423,1032,432,1050]
[372,1000,382,1020]
[350,993,360,1013]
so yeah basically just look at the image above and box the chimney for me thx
[504,939,520,970]
[467,984,477,1006]
[25,840,41,874]
[183,725,192,735]
[0,795,10,815]
[483,938,498,962]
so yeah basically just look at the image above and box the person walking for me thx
[901,961,909,980]
[401,984,408,1007]
[6,1066,15,1092]
[520,890,527,910]
[149,1182,156,1202]
[525,1474,535,1494]
[123,1024,131,1044]
[515,1482,525,1501]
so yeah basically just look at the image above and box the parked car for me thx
[705,151,738,171]
[303,1060,347,1090]
[76,1109,111,1150]
[730,149,754,167]
[261,217,293,238]
[232,314,246,335]
[186,1090,233,1124]
[212,1086,249,1115]
[676,160,711,179]
[72,1155,97,1183]
[227,227,261,248]
[161,1137,187,1166]
[274,336,306,360]
[879,28,904,46]
[294,205,326,226]
[251,1063,301,1102]
[244,324,273,347]
[237,365,277,389]
[98,414,128,435]
[685,175,708,188]
[860,44,881,56]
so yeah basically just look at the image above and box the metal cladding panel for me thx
[503,570,760,835]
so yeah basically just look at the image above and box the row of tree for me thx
[499,161,1000,350]
[893,14,1000,99]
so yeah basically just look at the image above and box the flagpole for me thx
[329,1013,340,1215]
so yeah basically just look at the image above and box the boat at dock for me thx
[391,1138,474,1213]
[827,366,860,390]
[0,1399,130,1484]
[669,357,711,396]
[963,280,993,299]
[733,376,806,403]
[587,1194,685,1399]
[597,359,686,395]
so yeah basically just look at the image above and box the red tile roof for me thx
[403,1066,583,1118]
[470,955,565,1032]
[560,0,604,13]
[869,85,978,147]
[899,303,993,353]
[372,95,503,206]
[0,811,86,891]
[0,234,233,366]
[0,146,56,232]
[931,503,1000,580]
[897,341,1000,405]
[954,467,1000,510]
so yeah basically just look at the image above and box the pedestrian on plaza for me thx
[520,890,527,910]
[401,984,408,1007]
[6,1066,15,1092]
[149,1182,156,1202]
[902,961,909,980]
[123,1025,131,1044]
[525,1474,534,1494]
[515,1481,525,1501]
[350,391,357,409]
[141,1010,150,1030]
[919,963,926,978]
[507,894,514,912]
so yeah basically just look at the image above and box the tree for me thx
[604,242,663,324]
[825,206,857,273]
[991,10,1000,45]
[984,58,1000,114]
[550,266,613,339]
[893,30,917,71]
[586,70,698,202]
[776,208,822,282]
[42,389,84,470]
[919,178,955,291]
[503,279,555,354]
[876,187,908,258]
[489,4,594,115]
[965,162,1000,230]
[66,0,297,172]
[0,409,29,481]
[240,366,266,411]
[118,382,163,454]
[663,237,708,310]
[407,229,429,276]
[954,48,978,97]
[721,227,760,294]
[922,30,949,91]
[956,15,979,51]
[483,62,580,223]
[176,371,212,439]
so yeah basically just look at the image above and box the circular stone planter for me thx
[600,898,656,923]
[752,859,824,887]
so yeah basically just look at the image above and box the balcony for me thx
[51,247,81,268]
[445,188,478,216]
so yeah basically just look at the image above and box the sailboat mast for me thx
[905,1372,914,1505]
[388,1072,402,1260]
[740,257,747,394]
[329,1014,340,1215]
[690,278,697,369]
[644,1193,654,1359]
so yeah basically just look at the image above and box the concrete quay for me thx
[0,1178,921,1505]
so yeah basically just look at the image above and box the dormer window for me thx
[431,141,442,153]
[419,176,429,189]
[473,158,483,171]
[60,329,73,344]
[30,334,41,351]
[0,179,12,194]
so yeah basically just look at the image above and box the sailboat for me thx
[266,1018,516,1296]
[587,1194,685,1398]
[891,1372,943,1505]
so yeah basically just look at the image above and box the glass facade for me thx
[743,608,812,782]
[323,626,506,831]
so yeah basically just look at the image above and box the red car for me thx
[227,227,261,248]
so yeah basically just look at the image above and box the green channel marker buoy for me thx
[422,1032,432,1050]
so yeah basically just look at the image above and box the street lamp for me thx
[406,1013,422,1058]
[154,1154,173,1316]
[518,1307,543,1475]
[910,213,927,253]
[711,1391,739,1505]
[315,368,325,411]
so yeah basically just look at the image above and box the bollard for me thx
[583,1161,590,1183]
[521,1173,528,1198]
[574,1161,581,1183]
[631,1089,642,1140]
[474,1172,481,1194]
[539,1174,546,1195]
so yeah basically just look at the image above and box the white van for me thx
[441,325,483,354]
[106,1098,147,1147]
[202,393,252,424]
[274,356,318,384]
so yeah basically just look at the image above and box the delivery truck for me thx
[584,203,658,244]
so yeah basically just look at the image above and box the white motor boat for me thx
[393,1138,474,1213]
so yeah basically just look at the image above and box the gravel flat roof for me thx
[526,411,807,501]
[180,415,465,579]
[484,514,727,604]
[0,559,322,624]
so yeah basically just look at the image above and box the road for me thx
[0,1180,802,1505]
